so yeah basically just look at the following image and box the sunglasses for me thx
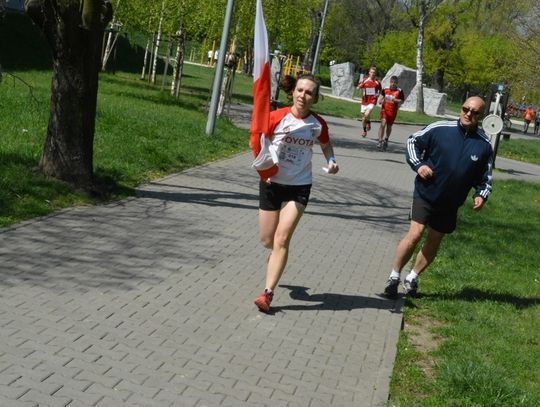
[461,106,481,116]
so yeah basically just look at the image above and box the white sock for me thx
[390,270,400,279]
[264,288,273,294]
[406,270,419,281]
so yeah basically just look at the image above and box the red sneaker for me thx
[254,290,273,313]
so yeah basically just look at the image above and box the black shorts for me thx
[410,197,458,234]
[259,181,312,211]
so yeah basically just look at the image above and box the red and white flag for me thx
[249,0,271,158]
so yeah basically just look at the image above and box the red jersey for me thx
[358,77,381,105]
[524,107,535,121]
[381,87,404,117]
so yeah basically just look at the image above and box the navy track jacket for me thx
[406,120,493,209]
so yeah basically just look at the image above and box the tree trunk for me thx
[161,34,173,90]
[25,0,112,188]
[415,1,426,114]
[432,68,444,92]
[171,32,185,98]
[151,0,166,85]
[102,29,120,71]
[141,36,151,80]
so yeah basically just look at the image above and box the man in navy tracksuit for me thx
[384,96,493,298]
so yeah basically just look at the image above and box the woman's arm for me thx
[320,142,339,174]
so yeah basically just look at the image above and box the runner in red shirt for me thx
[357,66,382,138]
[377,75,404,151]
[523,106,535,134]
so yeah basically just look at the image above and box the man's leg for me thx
[410,227,445,276]
[384,220,425,297]
[360,105,367,137]
[378,119,386,149]
[361,105,373,137]
[386,123,393,139]
[392,220,426,273]
[383,123,393,151]
[365,111,372,130]
[403,227,445,296]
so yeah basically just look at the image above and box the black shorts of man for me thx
[384,96,494,298]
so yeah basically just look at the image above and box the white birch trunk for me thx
[101,0,122,71]
[415,1,427,114]
[151,0,166,85]
[141,37,151,80]
[171,32,185,98]
[102,30,121,71]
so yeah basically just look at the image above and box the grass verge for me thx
[0,66,247,228]
[389,180,540,406]
[497,138,540,165]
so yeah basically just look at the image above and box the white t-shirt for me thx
[266,107,329,185]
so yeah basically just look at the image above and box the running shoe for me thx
[377,141,383,150]
[254,290,273,312]
[403,278,418,297]
[362,130,367,138]
[382,139,388,151]
[384,277,400,298]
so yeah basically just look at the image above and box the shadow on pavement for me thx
[271,285,403,313]
[137,184,258,210]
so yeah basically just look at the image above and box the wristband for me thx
[327,156,336,164]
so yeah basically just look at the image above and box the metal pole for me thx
[206,0,235,135]
[312,0,329,75]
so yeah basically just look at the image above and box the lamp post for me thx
[206,0,235,136]
[312,0,329,75]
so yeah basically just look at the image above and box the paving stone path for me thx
[1,106,538,406]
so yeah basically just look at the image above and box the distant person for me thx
[523,106,535,133]
[534,108,540,136]
[250,74,340,313]
[377,75,404,151]
[357,66,381,138]
[383,96,493,298]
[207,50,212,65]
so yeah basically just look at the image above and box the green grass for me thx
[497,138,540,165]
[0,66,248,227]
[0,60,445,227]
[389,180,540,406]
[1,60,538,228]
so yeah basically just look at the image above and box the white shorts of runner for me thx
[361,103,375,114]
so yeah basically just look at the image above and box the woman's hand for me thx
[326,161,339,174]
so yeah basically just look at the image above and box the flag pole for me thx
[206,0,235,136]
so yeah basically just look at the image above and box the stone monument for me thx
[382,63,447,116]
[380,63,416,100]
[401,83,447,116]
[329,62,355,99]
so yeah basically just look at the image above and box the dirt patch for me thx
[404,314,445,379]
